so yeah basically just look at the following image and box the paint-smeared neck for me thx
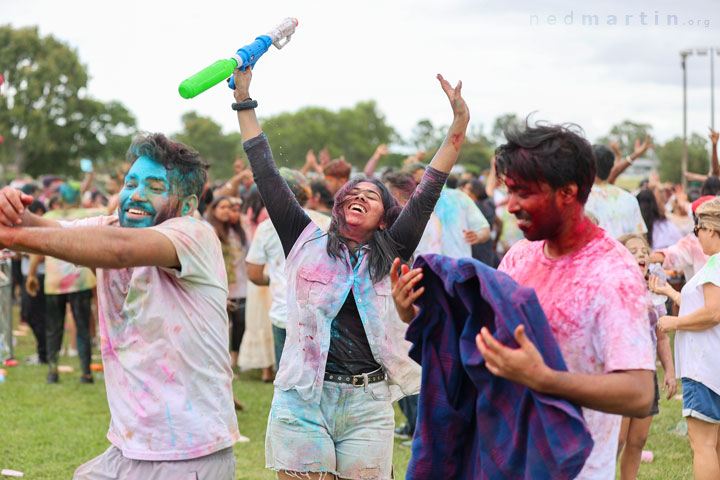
[543,207,600,259]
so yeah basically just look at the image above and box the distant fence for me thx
[0,258,12,361]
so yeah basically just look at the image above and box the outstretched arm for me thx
[0,187,60,228]
[386,75,468,259]
[0,223,179,270]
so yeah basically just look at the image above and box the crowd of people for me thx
[0,67,719,480]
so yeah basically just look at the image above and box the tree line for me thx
[0,25,711,185]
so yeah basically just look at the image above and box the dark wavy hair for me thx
[636,189,664,248]
[127,133,208,199]
[322,176,403,283]
[205,195,247,246]
[495,119,596,204]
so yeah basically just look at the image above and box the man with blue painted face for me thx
[0,133,240,479]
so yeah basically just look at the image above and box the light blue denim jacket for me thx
[275,222,421,404]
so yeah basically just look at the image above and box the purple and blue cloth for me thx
[405,254,594,480]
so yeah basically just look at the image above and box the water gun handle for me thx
[227,35,273,90]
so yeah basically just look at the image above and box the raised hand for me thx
[232,67,253,102]
[710,127,719,144]
[374,144,389,157]
[437,74,469,124]
[633,135,654,157]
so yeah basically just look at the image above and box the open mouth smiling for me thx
[348,203,367,214]
[126,208,152,217]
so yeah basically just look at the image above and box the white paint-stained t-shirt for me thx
[499,227,655,480]
[675,253,720,395]
[585,183,647,239]
[61,215,239,461]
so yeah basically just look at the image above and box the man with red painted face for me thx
[477,122,656,479]
[0,134,240,479]
[232,65,469,480]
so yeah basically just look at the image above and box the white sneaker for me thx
[237,432,250,443]
[67,347,78,357]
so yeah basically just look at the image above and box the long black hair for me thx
[636,189,663,248]
[324,176,403,283]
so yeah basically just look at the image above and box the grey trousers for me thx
[73,445,235,480]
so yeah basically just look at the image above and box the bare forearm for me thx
[656,332,675,377]
[428,119,468,173]
[10,226,177,269]
[537,369,654,417]
[711,142,719,177]
[236,110,263,143]
[675,307,719,331]
[363,153,381,178]
[20,211,61,228]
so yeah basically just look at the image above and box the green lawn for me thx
[0,309,692,479]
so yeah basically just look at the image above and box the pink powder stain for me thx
[160,365,176,384]
[173,326,182,333]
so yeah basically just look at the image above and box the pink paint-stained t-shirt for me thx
[499,227,655,480]
[62,215,239,461]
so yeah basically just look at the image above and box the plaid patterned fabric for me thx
[405,254,593,480]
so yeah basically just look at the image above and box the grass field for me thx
[0,308,694,479]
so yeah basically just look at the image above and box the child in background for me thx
[616,233,677,480]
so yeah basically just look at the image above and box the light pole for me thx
[681,50,690,189]
[680,47,720,187]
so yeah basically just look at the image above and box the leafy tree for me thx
[656,133,709,184]
[410,119,443,152]
[172,112,243,181]
[491,113,523,144]
[260,101,397,169]
[595,120,653,152]
[0,25,136,178]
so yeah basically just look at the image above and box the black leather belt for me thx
[324,369,386,387]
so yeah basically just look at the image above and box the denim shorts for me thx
[682,377,720,424]
[265,380,395,480]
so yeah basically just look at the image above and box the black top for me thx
[244,133,448,375]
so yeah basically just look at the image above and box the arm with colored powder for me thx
[386,74,468,259]
[427,74,469,174]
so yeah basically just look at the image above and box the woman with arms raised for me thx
[231,67,469,480]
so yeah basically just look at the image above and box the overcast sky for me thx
[6,0,720,153]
